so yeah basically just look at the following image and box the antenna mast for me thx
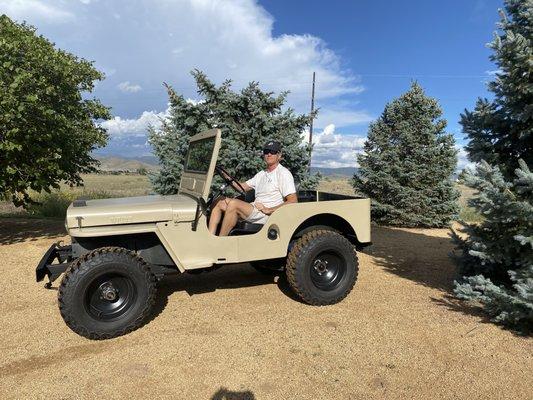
[308,72,316,171]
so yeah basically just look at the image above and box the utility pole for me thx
[308,71,316,171]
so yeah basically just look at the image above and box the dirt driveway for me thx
[0,218,531,399]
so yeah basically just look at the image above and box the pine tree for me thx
[352,82,459,227]
[460,0,532,178]
[149,70,319,195]
[453,160,533,332]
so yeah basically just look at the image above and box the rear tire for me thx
[58,247,157,340]
[286,229,358,305]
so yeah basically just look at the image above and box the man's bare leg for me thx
[219,199,254,236]
[208,197,228,234]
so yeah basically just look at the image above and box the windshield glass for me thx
[184,137,216,173]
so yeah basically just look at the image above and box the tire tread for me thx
[286,229,358,305]
[58,247,157,340]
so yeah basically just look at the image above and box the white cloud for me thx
[4,0,369,125]
[311,124,366,168]
[118,81,142,93]
[0,0,75,22]
[456,145,475,171]
[78,0,365,116]
[100,108,170,137]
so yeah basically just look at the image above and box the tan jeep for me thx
[36,129,371,339]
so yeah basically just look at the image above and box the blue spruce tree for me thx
[352,82,459,227]
[149,70,318,194]
[453,0,532,332]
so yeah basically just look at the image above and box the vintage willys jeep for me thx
[36,129,371,339]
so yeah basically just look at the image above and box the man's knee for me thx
[214,197,227,211]
[226,199,238,212]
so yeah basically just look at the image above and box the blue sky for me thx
[1,0,504,168]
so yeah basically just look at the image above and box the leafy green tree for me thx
[149,70,318,194]
[453,160,532,332]
[460,0,532,178]
[352,82,459,227]
[0,15,110,207]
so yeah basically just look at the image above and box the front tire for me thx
[286,230,358,305]
[58,247,157,340]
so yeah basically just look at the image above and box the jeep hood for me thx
[66,194,197,229]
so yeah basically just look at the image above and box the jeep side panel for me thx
[156,197,370,269]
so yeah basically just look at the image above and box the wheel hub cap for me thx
[99,282,118,301]
[313,259,329,275]
[310,251,346,291]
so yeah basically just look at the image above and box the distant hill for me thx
[94,154,357,176]
[311,167,357,177]
[95,156,159,172]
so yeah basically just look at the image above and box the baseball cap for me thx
[263,140,282,153]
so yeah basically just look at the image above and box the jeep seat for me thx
[228,221,264,236]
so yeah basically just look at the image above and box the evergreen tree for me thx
[460,0,532,178]
[352,82,459,227]
[149,70,318,195]
[453,160,533,332]
[452,0,532,332]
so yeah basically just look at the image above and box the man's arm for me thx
[256,193,297,215]
[220,170,252,192]
[228,180,251,192]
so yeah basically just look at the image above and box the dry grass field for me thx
[0,174,478,221]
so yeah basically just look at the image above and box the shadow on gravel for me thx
[366,225,530,335]
[211,388,255,400]
[364,225,458,292]
[431,294,531,337]
[0,217,66,245]
[149,264,295,323]
[157,264,276,296]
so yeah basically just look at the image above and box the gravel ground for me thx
[0,218,531,400]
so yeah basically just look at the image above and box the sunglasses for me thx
[263,149,279,155]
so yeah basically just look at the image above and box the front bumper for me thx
[36,242,72,287]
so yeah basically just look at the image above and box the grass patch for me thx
[26,190,118,218]
[26,191,76,218]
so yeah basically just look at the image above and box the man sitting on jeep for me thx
[208,140,297,236]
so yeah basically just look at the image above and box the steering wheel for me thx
[214,165,246,195]
[205,165,246,211]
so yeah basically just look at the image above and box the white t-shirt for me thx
[245,164,296,208]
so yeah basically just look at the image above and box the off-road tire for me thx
[286,229,358,305]
[58,247,157,340]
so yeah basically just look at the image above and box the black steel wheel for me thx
[286,229,358,305]
[309,250,346,291]
[58,247,157,340]
[85,273,137,321]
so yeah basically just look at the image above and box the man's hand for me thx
[254,202,273,215]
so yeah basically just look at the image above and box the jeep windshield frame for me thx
[178,129,221,201]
